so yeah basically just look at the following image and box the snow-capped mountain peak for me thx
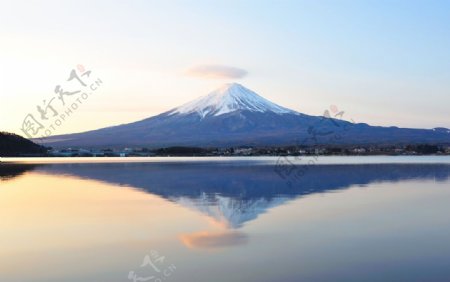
[169,83,296,118]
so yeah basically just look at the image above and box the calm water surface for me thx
[1,157,450,282]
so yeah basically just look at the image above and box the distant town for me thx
[47,144,450,157]
[1,131,449,158]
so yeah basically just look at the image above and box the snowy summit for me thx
[169,83,296,118]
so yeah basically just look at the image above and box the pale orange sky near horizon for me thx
[1,0,449,137]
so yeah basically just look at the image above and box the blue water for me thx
[1,157,450,282]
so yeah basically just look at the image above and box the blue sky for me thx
[1,0,449,135]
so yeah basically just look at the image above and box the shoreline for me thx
[2,155,450,165]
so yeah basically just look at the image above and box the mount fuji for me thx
[40,83,449,148]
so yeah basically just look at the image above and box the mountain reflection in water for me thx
[3,162,449,230]
[2,160,450,282]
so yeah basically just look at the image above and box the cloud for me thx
[185,64,248,79]
[179,230,248,249]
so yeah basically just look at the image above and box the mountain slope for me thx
[39,83,450,148]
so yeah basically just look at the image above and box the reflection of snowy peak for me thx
[32,163,450,229]
[174,193,290,228]
[168,83,296,118]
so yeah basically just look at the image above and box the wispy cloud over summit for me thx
[186,64,248,79]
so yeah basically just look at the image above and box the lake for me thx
[1,156,450,282]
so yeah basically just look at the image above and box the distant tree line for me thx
[405,144,440,154]
[153,146,209,156]
[0,132,47,157]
